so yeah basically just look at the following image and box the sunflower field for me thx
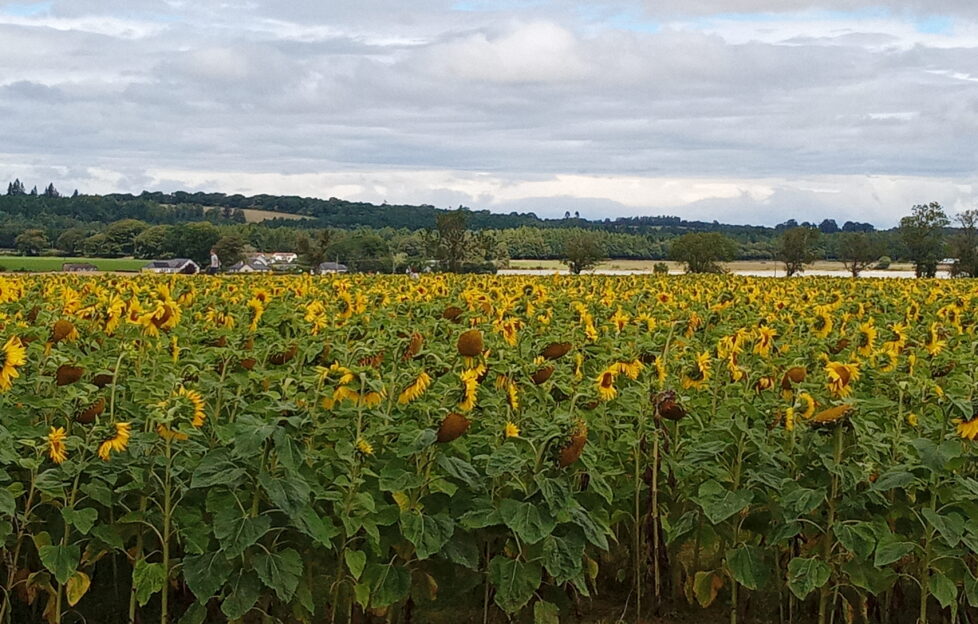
[1,273,977,624]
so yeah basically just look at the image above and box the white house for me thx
[270,252,298,263]
[317,262,348,274]
[141,259,200,274]
[227,260,272,274]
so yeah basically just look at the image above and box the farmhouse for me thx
[141,259,200,274]
[227,260,272,274]
[62,263,98,272]
[317,262,349,274]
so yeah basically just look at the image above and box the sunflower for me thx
[682,352,711,391]
[610,309,630,333]
[924,323,946,356]
[506,380,519,410]
[616,359,644,380]
[458,368,480,412]
[825,361,860,398]
[797,392,816,419]
[504,421,520,438]
[398,371,432,405]
[46,427,68,464]
[98,422,132,461]
[457,329,484,357]
[50,320,79,343]
[178,386,207,428]
[356,437,374,456]
[784,407,795,432]
[596,368,618,401]
[0,336,26,392]
[754,326,777,357]
[811,307,833,339]
[856,321,877,357]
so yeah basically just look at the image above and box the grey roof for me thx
[144,259,197,269]
[318,262,348,271]
[229,260,271,271]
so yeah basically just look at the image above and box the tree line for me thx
[0,180,972,274]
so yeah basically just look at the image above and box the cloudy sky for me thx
[0,1,976,226]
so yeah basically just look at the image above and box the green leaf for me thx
[930,573,957,609]
[437,456,482,490]
[835,523,877,560]
[38,544,80,585]
[61,508,98,535]
[696,480,752,525]
[498,499,555,545]
[231,415,275,458]
[183,551,233,601]
[568,506,609,550]
[965,573,978,607]
[874,535,915,567]
[485,443,529,477]
[133,559,166,606]
[725,546,770,591]
[378,464,423,492]
[841,559,896,596]
[363,563,410,608]
[345,550,366,580]
[0,488,16,516]
[177,602,207,624]
[922,508,965,547]
[781,486,825,517]
[694,570,723,608]
[293,505,339,548]
[534,600,560,624]
[443,534,480,569]
[543,533,584,584]
[400,511,454,559]
[254,548,303,602]
[221,570,261,620]
[870,470,915,492]
[489,556,542,613]
[787,557,830,600]
[80,480,113,507]
[259,470,310,516]
[191,450,246,489]
[90,523,124,550]
[213,506,271,558]
[460,505,501,530]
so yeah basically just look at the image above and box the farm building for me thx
[227,260,272,274]
[62,263,98,272]
[141,259,200,274]
[317,262,349,274]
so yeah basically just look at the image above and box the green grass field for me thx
[0,256,146,272]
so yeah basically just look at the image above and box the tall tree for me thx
[899,202,949,278]
[55,228,89,256]
[212,234,247,268]
[431,209,469,273]
[777,227,821,276]
[561,230,606,274]
[836,232,883,277]
[296,229,334,270]
[949,210,978,278]
[43,183,60,198]
[670,232,737,273]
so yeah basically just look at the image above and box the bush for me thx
[653,262,669,275]
[875,256,892,270]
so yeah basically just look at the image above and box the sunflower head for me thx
[436,412,470,443]
[457,329,484,357]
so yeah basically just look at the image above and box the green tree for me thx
[296,229,334,270]
[670,232,737,274]
[105,219,149,256]
[55,228,89,256]
[899,202,949,278]
[430,209,469,272]
[134,225,173,259]
[14,229,48,256]
[836,232,883,278]
[80,233,122,257]
[212,235,247,269]
[166,222,220,265]
[777,227,821,276]
[949,209,978,278]
[561,230,606,274]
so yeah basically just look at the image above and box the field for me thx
[241,208,310,223]
[0,256,146,272]
[0,273,976,624]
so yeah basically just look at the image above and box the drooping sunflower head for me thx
[856,321,877,356]
[50,320,79,343]
[46,427,68,464]
[825,361,859,398]
[457,329,484,358]
[97,422,132,461]
[596,367,618,401]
